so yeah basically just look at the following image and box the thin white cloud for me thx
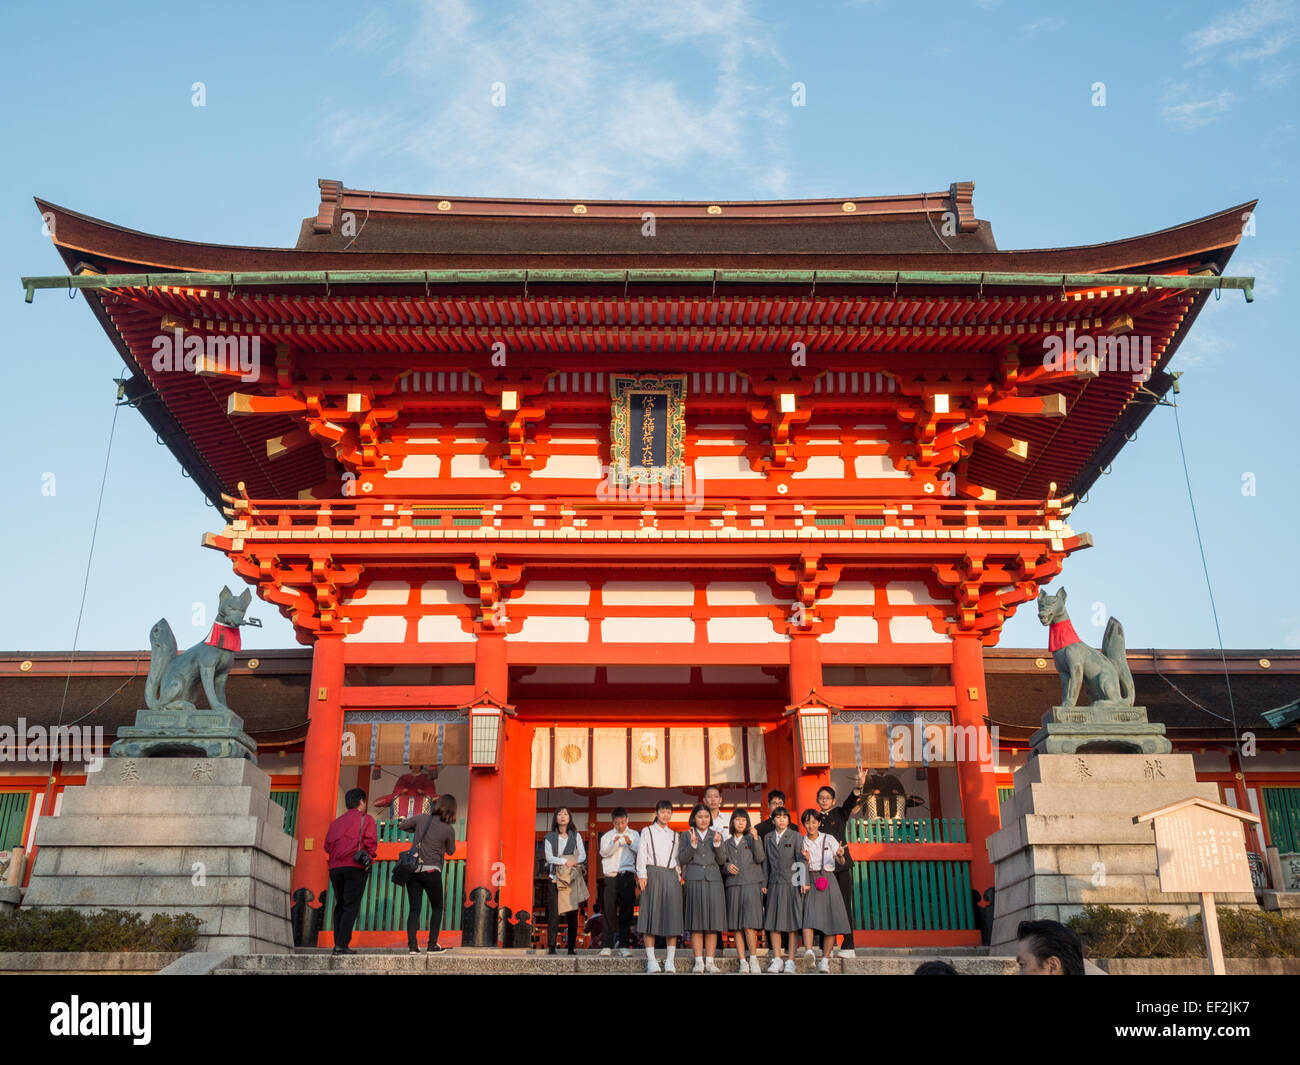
[1023,16,1064,35]
[323,0,791,199]
[1160,86,1236,130]
[334,9,395,52]
[1186,0,1297,80]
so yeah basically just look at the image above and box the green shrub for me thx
[0,909,201,952]
[1069,904,1300,958]
[1208,908,1300,958]
[1069,904,1201,958]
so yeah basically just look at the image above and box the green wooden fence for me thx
[844,817,966,843]
[853,858,976,931]
[269,790,299,837]
[843,818,975,931]
[0,792,30,852]
[322,859,466,933]
[1263,787,1300,853]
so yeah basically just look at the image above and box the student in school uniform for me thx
[814,769,867,958]
[543,806,587,955]
[756,790,787,839]
[678,803,727,973]
[702,785,728,835]
[719,808,765,975]
[798,808,851,973]
[637,799,685,974]
[597,806,639,956]
[762,806,805,974]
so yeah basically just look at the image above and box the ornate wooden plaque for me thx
[610,375,686,486]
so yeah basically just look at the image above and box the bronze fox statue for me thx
[1036,587,1134,708]
[144,586,251,715]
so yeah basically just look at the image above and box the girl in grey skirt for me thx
[678,803,727,972]
[636,799,684,973]
[720,809,765,974]
[799,808,851,973]
[762,807,806,974]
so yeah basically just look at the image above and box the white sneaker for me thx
[766,958,784,974]
[818,957,831,973]
[646,958,661,973]
[663,960,676,974]
[704,958,721,973]
[737,959,751,973]
[618,947,632,958]
[692,956,706,973]
[749,955,763,975]
[837,948,856,958]
[599,948,612,957]
[783,959,796,974]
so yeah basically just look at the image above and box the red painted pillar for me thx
[293,633,345,900]
[789,634,827,820]
[951,633,999,897]
[466,631,508,904]
[499,716,536,925]
[763,721,794,810]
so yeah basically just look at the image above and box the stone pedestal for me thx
[988,752,1257,952]
[1029,704,1171,755]
[23,758,293,953]
[109,707,256,761]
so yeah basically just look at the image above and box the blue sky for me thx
[2,0,1297,654]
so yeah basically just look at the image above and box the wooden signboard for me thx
[1135,797,1261,975]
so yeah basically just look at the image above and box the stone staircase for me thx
[212,947,1016,975]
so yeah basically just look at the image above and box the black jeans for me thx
[601,871,636,949]
[545,880,578,953]
[329,866,369,949]
[835,864,856,948]
[405,868,445,949]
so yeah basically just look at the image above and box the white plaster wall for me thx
[345,615,410,643]
[602,582,696,606]
[889,616,948,643]
[886,582,945,606]
[533,453,605,478]
[602,617,696,642]
[416,615,474,642]
[513,616,591,642]
[822,616,880,643]
[706,617,786,643]
[343,581,411,606]
[387,454,442,478]
[792,455,846,478]
[695,455,763,479]
[855,454,906,477]
[514,581,591,605]
[705,583,781,606]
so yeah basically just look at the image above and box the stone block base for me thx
[23,758,293,954]
[989,752,1258,953]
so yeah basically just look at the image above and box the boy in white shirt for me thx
[597,806,639,956]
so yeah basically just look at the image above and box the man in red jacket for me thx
[324,788,378,955]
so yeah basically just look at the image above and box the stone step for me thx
[213,949,1015,975]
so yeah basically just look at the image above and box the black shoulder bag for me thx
[392,814,437,886]
[354,815,374,870]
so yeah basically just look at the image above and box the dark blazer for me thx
[719,834,766,887]
[677,829,725,882]
[763,828,807,887]
[815,791,860,864]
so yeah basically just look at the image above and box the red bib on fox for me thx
[205,623,241,651]
[1048,620,1081,652]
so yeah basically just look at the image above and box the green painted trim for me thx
[21,268,1256,303]
[0,791,30,852]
